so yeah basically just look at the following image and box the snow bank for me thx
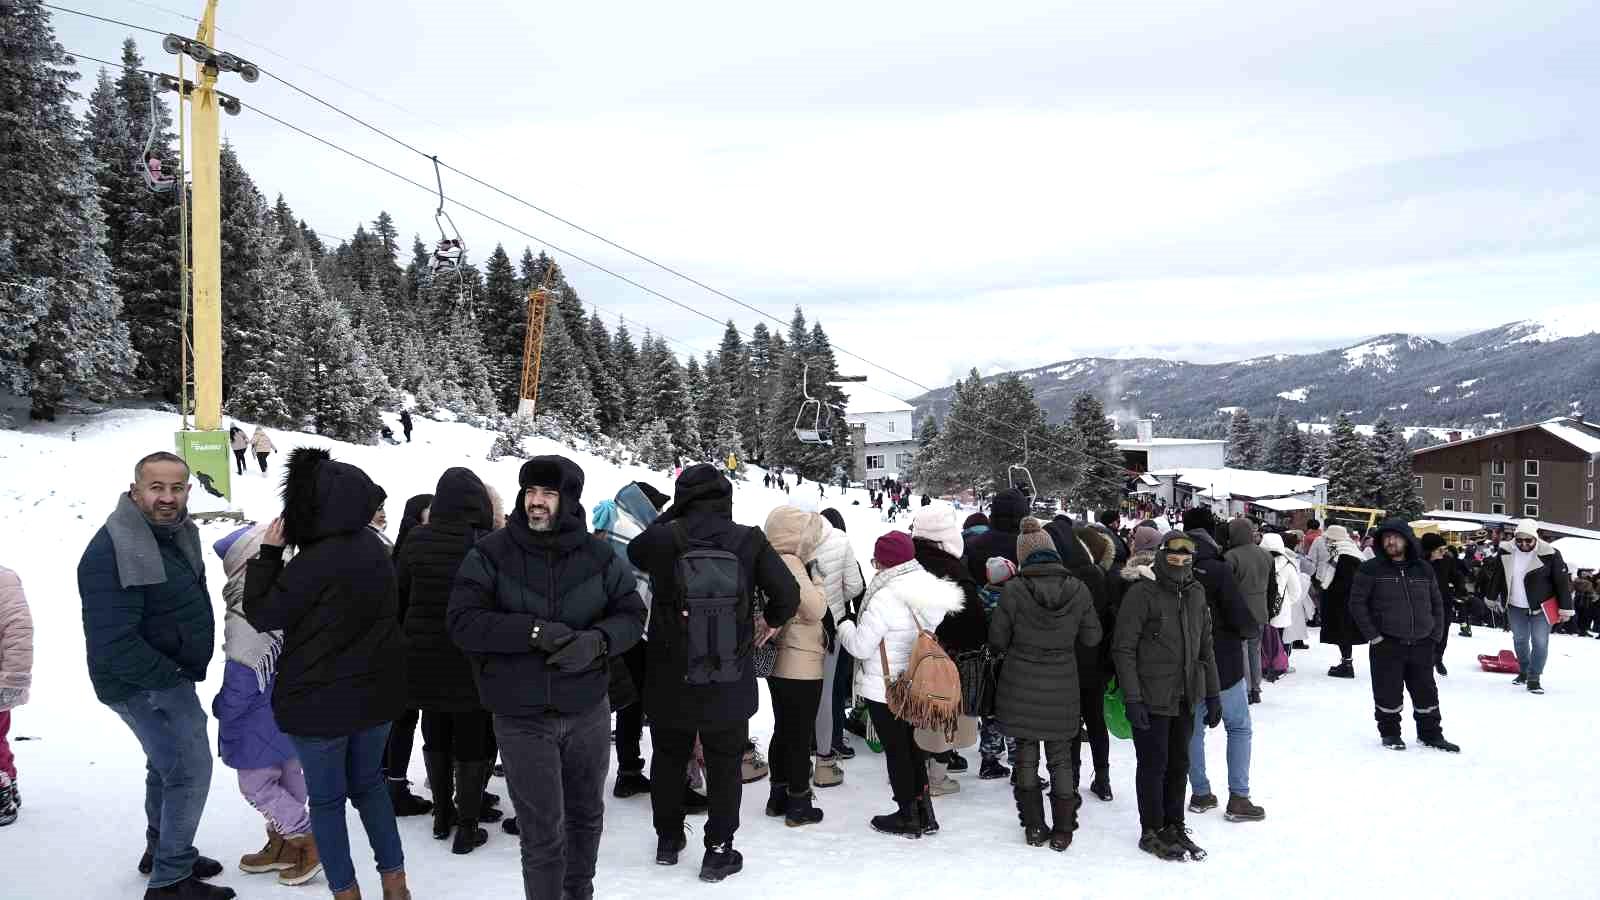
[1276,387,1309,403]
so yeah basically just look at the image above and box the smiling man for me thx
[79,452,234,900]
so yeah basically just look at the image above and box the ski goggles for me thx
[1161,536,1197,556]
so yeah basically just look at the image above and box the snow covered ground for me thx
[3,409,1599,898]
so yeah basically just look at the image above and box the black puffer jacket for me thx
[1186,529,1251,691]
[1048,518,1114,673]
[244,448,407,738]
[628,464,800,729]
[915,539,987,655]
[398,468,492,712]
[1350,519,1445,645]
[1113,550,1219,716]
[989,559,1102,741]
[448,456,646,716]
[964,489,1029,584]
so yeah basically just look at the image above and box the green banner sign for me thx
[176,429,232,505]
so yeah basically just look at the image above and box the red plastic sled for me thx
[1478,650,1520,674]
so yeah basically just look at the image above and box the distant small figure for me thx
[399,410,414,443]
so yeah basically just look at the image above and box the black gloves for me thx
[1126,700,1151,732]
[531,620,575,654]
[1205,695,1223,729]
[547,630,607,673]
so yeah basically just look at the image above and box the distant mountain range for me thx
[913,313,1600,437]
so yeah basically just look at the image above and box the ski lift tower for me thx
[517,287,555,416]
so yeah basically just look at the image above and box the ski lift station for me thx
[1115,420,1227,472]
[841,385,918,488]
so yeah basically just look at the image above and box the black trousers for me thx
[1369,638,1442,740]
[1017,738,1074,800]
[421,709,495,763]
[767,677,823,793]
[495,701,611,900]
[829,648,852,750]
[614,640,648,774]
[232,448,247,475]
[1131,707,1193,832]
[384,708,421,780]
[865,700,928,805]
[1071,665,1110,785]
[651,721,747,847]
[255,451,269,472]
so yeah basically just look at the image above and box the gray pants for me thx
[1245,635,1262,693]
[494,699,611,900]
[814,642,840,753]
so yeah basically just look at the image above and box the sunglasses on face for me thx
[1515,537,1537,546]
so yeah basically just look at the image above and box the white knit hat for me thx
[1513,518,1540,539]
[910,505,963,559]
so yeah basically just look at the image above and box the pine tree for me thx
[1226,408,1263,468]
[1264,412,1304,475]
[1298,428,1329,478]
[587,310,625,435]
[479,244,524,409]
[684,355,707,456]
[743,322,773,462]
[645,335,698,459]
[0,6,135,418]
[534,303,599,436]
[611,321,641,427]
[1370,418,1422,518]
[1067,392,1124,514]
[279,254,385,442]
[218,142,297,404]
[1326,413,1380,508]
[636,418,676,470]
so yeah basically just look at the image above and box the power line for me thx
[41,2,166,36]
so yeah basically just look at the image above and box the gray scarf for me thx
[106,493,204,588]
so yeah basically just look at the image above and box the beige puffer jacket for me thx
[764,507,828,680]
[0,566,33,710]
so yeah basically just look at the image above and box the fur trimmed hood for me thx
[280,447,386,547]
[1121,549,1157,582]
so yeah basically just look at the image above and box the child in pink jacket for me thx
[0,564,32,826]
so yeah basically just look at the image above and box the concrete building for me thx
[1115,436,1228,473]
[1411,416,1600,529]
[1144,467,1329,526]
[842,385,918,488]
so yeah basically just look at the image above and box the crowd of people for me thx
[37,448,1585,897]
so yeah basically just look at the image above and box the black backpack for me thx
[671,522,755,685]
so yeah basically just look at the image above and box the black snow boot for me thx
[765,782,788,818]
[938,750,968,773]
[1513,673,1527,685]
[501,817,519,835]
[613,770,651,799]
[1162,823,1207,861]
[1382,734,1407,751]
[698,842,744,883]
[1420,735,1461,753]
[388,777,433,817]
[1089,767,1113,802]
[138,854,223,880]
[1528,678,1544,694]
[784,789,824,827]
[1188,792,1219,814]
[1328,660,1355,679]
[916,790,939,835]
[655,832,687,866]
[1139,828,1185,861]
[423,751,455,839]
[451,761,491,855]
[978,757,1010,780]
[1435,660,1448,677]
[1016,788,1048,847]
[143,878,237,900]
[870,801,924,839]
[1048,795,1078,852]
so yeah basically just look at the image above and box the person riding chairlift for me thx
[430,238,462,273]
[144,151,175,190]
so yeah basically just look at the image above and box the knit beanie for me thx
[1016,517,1057,565]
[985,556,1018,586]
[1131,524,1163,554]
[911,505,963,558]
[874,531,916,568]
[1420,532,1447,555]
[1513,519,1540,540]
[1181,506,1215,533]
[962,512,989,530]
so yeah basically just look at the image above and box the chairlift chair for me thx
[1008,433,1036,499]
[136,76,177,193]
[428,155,471,316]
[792,365,835,445]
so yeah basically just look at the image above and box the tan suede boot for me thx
[238,827,289,873]
[381,868,411,900]
[277,833,324,886]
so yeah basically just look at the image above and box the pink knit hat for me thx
[874,531,916,568]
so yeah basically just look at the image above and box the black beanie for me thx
[1182,507,1215,532]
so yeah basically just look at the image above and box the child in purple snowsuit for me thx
[213,525,321,884]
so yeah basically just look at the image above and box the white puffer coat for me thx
[814,523,864,613]
[837,560,964,704]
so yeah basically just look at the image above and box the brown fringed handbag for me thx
[879,624,963,743]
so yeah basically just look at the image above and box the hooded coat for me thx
[1113,545,1220,717]
[243,448,407,738]
[398,468,494,712]
[989,556,1102,741]
[1185,528,1252,691]
[628,463,800,728]
[914,539,988,654]
[764,506,829,680]
[448,455,645,717]
[964,490,1029,585]
[1317,527,1367,648]
[1350,519,1445,645]
[836,561,965,704]
[1224,518,1273,627]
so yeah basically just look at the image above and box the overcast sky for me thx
[52,0,1600,401]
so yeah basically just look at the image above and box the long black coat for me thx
[244,448,407,738]
[914,539,987,655]
[1319,553,1365,648]
[989,561,1102,741]
[398,468,492,713]
[1187,530,1252,691]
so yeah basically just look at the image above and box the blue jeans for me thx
[290,723,404,894]
[1189,679,1252,798]
[108,681,214,889]
[1509,609,1551,678]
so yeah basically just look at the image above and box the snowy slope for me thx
[4,410,1600,898]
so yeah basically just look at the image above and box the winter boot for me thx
[1016,788,1047,847]
[1048,795,1078,852]
[1528,678,1544,694]
[1162,823,1208,861]
[1513,673,1527,685]
[1089,767,1113,802]
[1187,792,1218,814]
[1420,735,1461,753]
[870,800,924,839]
[1435,660,1449,677]
[386,778,433,817]
[613,769,651,799]
[741,744,770,783]
[451,761,491,855]
[0,773,14,827]
[927,758,960,796]
[380,868,411,900]
[277,834,323,886]
[655,832,687,866]
[1328,660,1355,679]
[501,817,519,835]
[978,757,1010,780]
[331,885,361,900]
[698,842,744,882]
[765,782,789,818]
[813,754,844,789]
[832,742,856,760]
[1224,794,1265,822]
[939,750,968,773]
[423,751,455,840]
[1382,734,1407,750]
[142,878,239,900]
[1458,625,1471,637]
[916,790,939,835]
[785,789,825,827]
[238,827,290,873]
[1247,689,1261,704]
[140,853,224,879]
[1138,828,1185,861]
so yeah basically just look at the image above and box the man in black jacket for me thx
[1349,519,1459,752]
[627,464,800,882]
[448,456,646,900]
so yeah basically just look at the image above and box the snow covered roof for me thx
[1150,467,1327,500]
[840,384,914,416]
[1113,438,1226,449]
[1539,420,1600,455]
[1254,497,1315,512]
[1409,417,1600,457]
[1424,510,1600,541]
[1554,537,1600,571]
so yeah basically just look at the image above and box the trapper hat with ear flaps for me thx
[514,455,587,528]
